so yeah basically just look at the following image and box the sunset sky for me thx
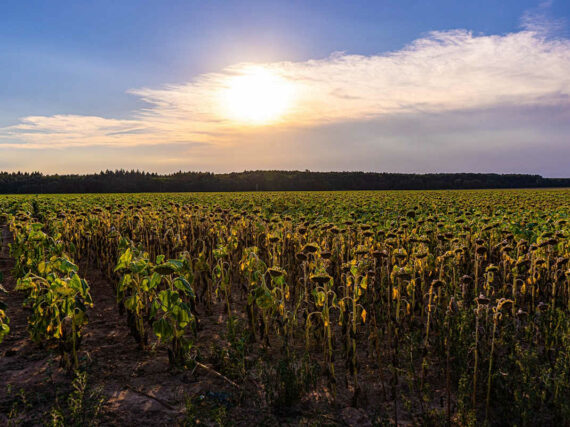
[1,0,569,176]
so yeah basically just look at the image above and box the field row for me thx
[1,189,569,425]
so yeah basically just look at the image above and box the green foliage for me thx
[261,354,318,410]
[115,237,196,366]
[16,264,92,370]
[48,371,105,427]
[9,217,92,371]
[0,275,9,343]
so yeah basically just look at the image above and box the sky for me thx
[1,0,569,176]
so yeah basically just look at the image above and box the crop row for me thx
[7,213,92,370]
[0,190,569,424]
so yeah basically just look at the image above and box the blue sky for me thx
[1,0,569,176]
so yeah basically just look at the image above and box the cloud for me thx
[1,18,570,151]
[0,115,145,148]
[520,0,566,36]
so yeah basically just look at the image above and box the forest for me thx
[0,170,568,193]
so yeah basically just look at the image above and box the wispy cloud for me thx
[1,13,569,150]
[520,0,566,36]
[0,115,148,148]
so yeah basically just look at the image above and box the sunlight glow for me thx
[218,67,295,125]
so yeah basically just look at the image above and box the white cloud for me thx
[0,115,147,148]
[1,21,570,150]
[520,0,566,36]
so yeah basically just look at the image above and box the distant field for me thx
[1,189,569,425]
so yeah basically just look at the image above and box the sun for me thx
[219,67,295,125]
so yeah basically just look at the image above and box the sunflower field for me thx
[1,189,569,425]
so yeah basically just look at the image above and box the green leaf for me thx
[124,295,137,311]
[256,292,273,310]
[68,274,82,291]
[118,274,132,292]
[173,277,195,298]
[115,248,133,272]
[153,318,173,340]
[149,272,162,290]
[150,300,160,320]
[131,259,149,274]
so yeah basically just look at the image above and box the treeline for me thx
[0,170,568,193]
